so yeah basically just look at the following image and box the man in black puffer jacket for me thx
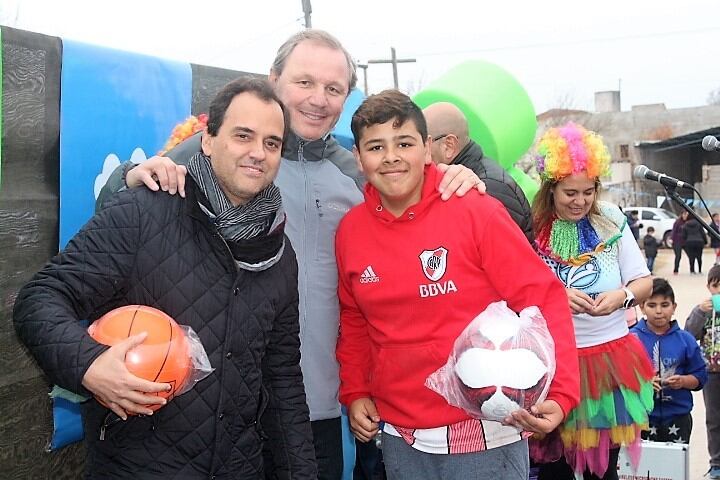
[13,78,317,479]
[423,102,534,243]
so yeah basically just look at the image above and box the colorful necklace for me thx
[535,202,625,266]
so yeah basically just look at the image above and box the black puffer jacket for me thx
[682,218,708,248]
[451,141,534,243]
[14,180,316,480]
[643,234,660,258]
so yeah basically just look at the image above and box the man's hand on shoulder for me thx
[82,332,171,419]
[126,156,188,197]
[435,163,486,200]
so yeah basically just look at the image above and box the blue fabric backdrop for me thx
[59,40,191,248]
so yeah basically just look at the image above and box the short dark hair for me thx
[206,77,289,140]
[351,89,427,149]
[709,265,720,285]
[650,277,675,303]
[647,226,655,233]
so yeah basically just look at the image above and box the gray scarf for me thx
[187,152,285,271]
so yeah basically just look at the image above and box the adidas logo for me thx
[359,266,381,284]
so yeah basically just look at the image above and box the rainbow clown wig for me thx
[535,123,611,182]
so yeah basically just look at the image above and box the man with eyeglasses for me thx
[424,102,533,242]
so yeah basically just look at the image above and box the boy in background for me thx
[686,265,720,479]
[631,277,707,443]
[643,226,660,273]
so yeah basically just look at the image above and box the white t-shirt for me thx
[383,418,525,455]
[540,226,650,348]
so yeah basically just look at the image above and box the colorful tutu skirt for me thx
[530,334,654,477]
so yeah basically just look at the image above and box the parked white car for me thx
[624,207,678,247]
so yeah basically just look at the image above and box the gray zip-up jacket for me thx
[276,133,364,420]
[97,131,365,421]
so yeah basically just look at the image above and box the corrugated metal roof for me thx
[635,126,720,151]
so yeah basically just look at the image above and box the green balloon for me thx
[507,166,539,204]
[414,60,537,170]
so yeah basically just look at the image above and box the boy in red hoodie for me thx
[335,90,579,479]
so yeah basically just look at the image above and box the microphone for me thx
[703,135,720,152]
[633,165,692,189]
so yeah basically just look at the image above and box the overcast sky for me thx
[3,0,719,113]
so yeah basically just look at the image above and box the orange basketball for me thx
[88,305,191,411]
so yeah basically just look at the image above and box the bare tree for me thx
[550,91,579,110]
[517,107,590,177]
[516,91,614,177]
[708,87,720,106]
[404,70,426,97]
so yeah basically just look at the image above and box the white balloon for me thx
[455,347,548,389]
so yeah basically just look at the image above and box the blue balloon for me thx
[332,89,366,151]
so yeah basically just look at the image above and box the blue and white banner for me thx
[59,40,191,247]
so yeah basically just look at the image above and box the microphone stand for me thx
[663,185,720,243]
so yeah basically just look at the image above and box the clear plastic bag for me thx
[425,301,555,422]
[175,325,213,396]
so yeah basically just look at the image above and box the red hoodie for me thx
[336,164,579,429]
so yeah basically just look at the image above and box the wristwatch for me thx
[622,287,636,309]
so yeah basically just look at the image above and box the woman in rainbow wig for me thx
[530,123,654,480]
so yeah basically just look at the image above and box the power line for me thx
[202,18,303,66]
[236,18,305,47]
[408,26,720,58]
[367,47,416,89]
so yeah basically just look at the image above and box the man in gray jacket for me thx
[423,102,533,242]
[99,30,483,479]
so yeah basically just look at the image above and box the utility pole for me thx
[367,47,416,89]
[357,63,369,95]
[301,0,312,28]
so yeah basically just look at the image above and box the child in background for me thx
[686,265,720,479]
[631,277,707,444]
[643,226,660,273]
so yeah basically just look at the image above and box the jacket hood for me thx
[636,318,681,336]
[363,163,441,223]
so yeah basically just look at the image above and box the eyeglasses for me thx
[432,134,449,142]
